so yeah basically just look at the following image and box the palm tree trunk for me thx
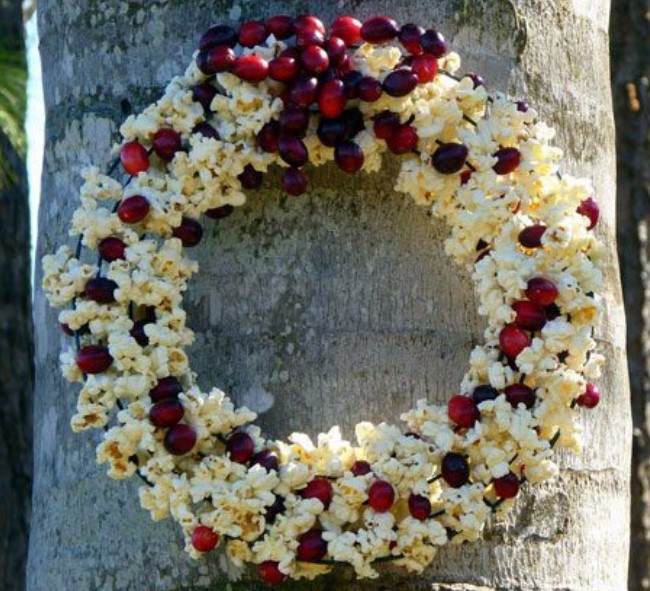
[29,1,630,589]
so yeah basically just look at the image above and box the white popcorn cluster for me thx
[41,34,605,583]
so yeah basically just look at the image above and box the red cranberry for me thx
[368,480,395,513]
[191,526,219,552]
[399,23,425,54]
[237,164,263,190]
[130,319,150,346]
[504,384,536,409]
[84,277,118,304]
[76,345,113,374]
[512,300,547,331]
[296,529,327,562]
[324,36,347,66]
[318,79,347,118]
[577,196,600,230]
[205,204,234,219]
[118,195,150,224]
[296,28,325,47]
[294,15,325,35]
[357,76,383,102]
[232,55,269,83]
[336,52,352,75]
[493,147,521,175]
[408,493,432,520]
[335,141,364,173]
[238,20,267,47]
[290,76,319,106]
[341,70,363,98]
[280,106,309,136]
[472,385,499,404]
[576,382,600,408]
[361,16,399,43]
[351,460,372,476]
[448,394,480,428]
[373,110,401,140]
[149,399,184,428]
[226,431,255,464]
[279,136,309,167]
[192,82,218,111]
[152,128,182,162]
[251,449,279,472]
[420,29,448,57]
[210,45,236,73]
[98,237,126,262]
[525,277,558,306]
[518,225,547,248]
[383,69,419,97]
[301,45,330,75]
[387,125,418,154]
[120,141,149,175]
[257,121,280,152]
[258,561,287,585]
[441,452,470,488]
[331,16,362,45]
[499,324,531,358]
[493,473,520,498]
[164,423,197,455]
[281,167,307,196]
[265,15,294,40]
[516,100,530,113]
[466,72,485,88]
[412,54,438,83]
[300,477,333,508]
[432,143,468,174]
[269,56,300,82]
[199,25,237,50]
[150,376,182,402]
[172,217,203,247]
[192,122,220,139]
[317,117,346,147]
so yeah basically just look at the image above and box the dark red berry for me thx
[512,300,546,331]
[525,277,558,306]
[493,147,521,175]
[341,108,365,137]
[460,169,472,185]
[294,15,325,35]
[192,122,220,139]
[432,143,468,174]
[351,460,372,476]
[130,319,150,346]
[238,164,264,189]
[361,16,399,44]
[152,128,182,162]
[317,117,346,147]
[420,29,448,57]
[399,23,425,54]
[164,423,197,455]
[269,56,300,82]
[504,384,536,409]
[516,100,530,113]
[408,493,431,520]
[118,195,150,224]
[324,36,347,66]
[238,20,267,47]
[499,324,531,358]
[258,561,287,585]
[472,385,499,404]
[120,142,149,175]
[279,136,309,167]
[518,225,547,248]
[411,54,439,83]
[76,345,113,374]
[265,495,286,524]
[290,76,319,106]
[197,46,236,74]
[232,55,269,83]
[383,69,418,97]
[300,477,333,508]
[281,167,307,196]
[373,110,400,140]
[341,70,363,98]
[265,15,294,40]
[441,452,470,488]
[368,480,395,513]
[226,431,255,464]
[191,526,219,552]
[318,79,347,118]
[149,398,184,428]
[357,76,383,102]
[335,141,364,173]
[172,217,203,247]
[199,25,237,51]
[98,237,126,262]
[448,394,480,428]
[296,529,327,562]
[251,449,279,472]
[493,473,520,498]
[257,121,280,152]
[331,16,362,45]
[150,376,182,402]
[301,45,330,75]
[296,28,325,47]
[205,204,234,219]
[387,125,418,154]
[577,196,599,230]
[84,277,118,304]
[192,82,218,111]
[576,382,600,408]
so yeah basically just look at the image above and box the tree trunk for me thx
[0,1,32,590]
[29,1,630,590]
[610,2,650,589]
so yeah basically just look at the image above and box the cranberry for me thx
[76,345,113,374]
[494,473,520,498]
[152,128,182,162]
[232,55,269,83]
[472,385,499,404]
[296,28,325,47]
[265,15,294,40]
[172,217,203,247]
[205,204,234,219]
[296,529,327,562]
[281,167,307,196]
[324,36,347,66]
[399,23,425,54]
[251,449,279,472]
[525,277,558,306]
[258,561,287,585]
[351,460,372,476]
[383,69,418,97]
[493,147,521,175]
[238,20,267,47]
[192,82,218,111]
[576,382,600,408]
[98,237,126,262]
[431,143,468,174]
[265,495,286,524]
[197,45,236,74]
[294,15,325,35]
[577,196,600,230]
[512,300,547,331]
[279,106,309,135]
[357,76,383,102]
[199,25,237,50]
[331,16,362,45]
[373,110,401,140]
[499,324,531,359]
[279,135,309,167]
[335,141,364,173]
[192,122,220,139]
[149,399,184,428]
[448,394,480,428]
[318,79,347,118]
[301,45,330,75]
[466,72,485,88]
[518,225,547,248]
[317,117,346,147]
[130,319,150,346]
[504,384,536,409]
[300,477,333,508]
[164,423,197,455]
[238,164,264,190]
[226,431,255,464]
[290,76,319,106]
[361,16,399,43]
[441,452,470,488]
[336,52,352,75]
[387,125,418,154]
[420,29,448,57]
[411,54,439,84]
[150,376,182,402]
[257,121,280,152]
[84,277,117,304]
[191,526,219,552]
[368,480,395,512]
[120,141,149,176]
[408,493,431,520]
[269,56,299,82]
[516,100,530,113]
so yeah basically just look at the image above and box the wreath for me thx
[42,14,604,585]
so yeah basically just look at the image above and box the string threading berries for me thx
[42,13,605,585]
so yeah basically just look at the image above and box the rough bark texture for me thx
[610,2,650,589]
[29,1,629,590]
[0,2,33,590]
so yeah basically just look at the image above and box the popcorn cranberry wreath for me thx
[42,14,605,585]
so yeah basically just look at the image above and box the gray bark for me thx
[29,1,630,590]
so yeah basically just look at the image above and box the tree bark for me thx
[0,1,32,590]
[29,1,629,590]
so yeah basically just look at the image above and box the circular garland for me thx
[42,14,605,586]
